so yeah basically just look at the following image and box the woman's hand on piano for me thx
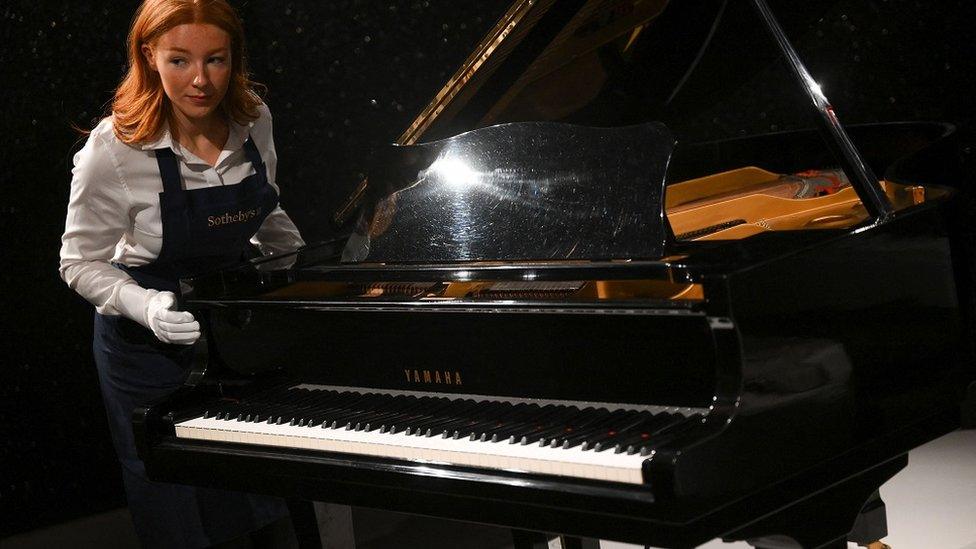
[144,290,200,345]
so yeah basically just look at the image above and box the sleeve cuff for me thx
[116,283,156,327]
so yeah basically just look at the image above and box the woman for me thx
[60,0,304,546]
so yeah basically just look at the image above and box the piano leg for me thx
[510,531,599,549]
[560,536,600,549]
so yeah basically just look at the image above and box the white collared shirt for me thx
[60,103,306,316]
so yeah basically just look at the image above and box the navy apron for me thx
[93,137,288,549]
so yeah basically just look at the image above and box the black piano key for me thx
[489,403,550,439]
[545,408,613,447]
[609,413,682,453]
[350,394,415,428]
[390,397,459,434]
[444,401,511,438]
[621,414,703,454]
[311,391,373,426]
[558,409,630,449]
[483,403,552,442]
[345,393,400,429]
[403,399,483,437]
[296,389,360,427]
[317,393,379,427]
[584,412,651,452]
[525,406,595,445]
[405,398,475,436]
[375,397,441,432]
[279,388,332,426]
[362,396,431,431]
[324,393,394,429]
[350,394,417,430]
[497,404,572,443]
[469,404,532,441]
[255,387,322,426]
[422,399,503,437]
[230,384,296,422]
[457,403,516,440]
[519,405,586,444]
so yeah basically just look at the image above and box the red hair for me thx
[111,0,264,144]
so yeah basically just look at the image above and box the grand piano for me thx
[134,0,975,547]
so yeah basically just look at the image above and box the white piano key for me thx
[175,414,650,484]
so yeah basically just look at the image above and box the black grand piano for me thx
[135,1,975,547]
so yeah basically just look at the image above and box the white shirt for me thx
[60,103,305,317]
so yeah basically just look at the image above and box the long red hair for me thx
[112,0,263,144]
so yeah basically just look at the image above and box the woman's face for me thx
[143,23,232,127]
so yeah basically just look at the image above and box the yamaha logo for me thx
[404,369,463,386]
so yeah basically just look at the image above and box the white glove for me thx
[143,290,201,345]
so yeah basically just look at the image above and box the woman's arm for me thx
[59,126,151,321]
[250,104,306,255]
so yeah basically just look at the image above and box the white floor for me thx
[603,429,976,549]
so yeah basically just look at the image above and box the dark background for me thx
[1,0,974,537]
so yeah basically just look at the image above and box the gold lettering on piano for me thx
[403,369,463,386]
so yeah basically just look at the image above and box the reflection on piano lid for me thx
[341,121,674,264]
[141,0,974,546]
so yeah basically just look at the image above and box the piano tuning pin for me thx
[640,447,652,456]
[202,411,210,419]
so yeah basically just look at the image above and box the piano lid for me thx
[333,0,899,262]
[398,0,689,145]
[342,121,673,263]
[387,0,890,215]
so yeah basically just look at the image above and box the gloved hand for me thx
[143,290,201,345]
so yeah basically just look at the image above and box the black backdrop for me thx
[1,0,974,537]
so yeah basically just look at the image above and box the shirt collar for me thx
[139,124,177,151]
[138,118,254,155]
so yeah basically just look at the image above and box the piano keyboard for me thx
[174,385,705,485]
